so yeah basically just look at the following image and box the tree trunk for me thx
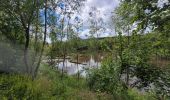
[126,65,129,86]
[33,0,47,79]
[24,27,30,74]
[77,53,79,80]
[31,0,39,74]
[61,53,66,79]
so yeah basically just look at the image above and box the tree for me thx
[0,0,44,74]
[34,0,47,78]
[112,0,170,98]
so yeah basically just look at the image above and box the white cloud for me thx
[79,29,90,39]
[80,0,119,38]
[80,0,119,23]
[52,0,119,41]
[157,0,169,8]
[79,27,115,39]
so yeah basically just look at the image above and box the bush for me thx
[87,57,124,94]
[86,57,157,100]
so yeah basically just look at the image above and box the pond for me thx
[43,54,170,92]
[56,54,103,76]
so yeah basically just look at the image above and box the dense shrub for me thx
[87,57,124,94]
[86,57,157,100]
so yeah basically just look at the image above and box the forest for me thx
[0,0,170,100]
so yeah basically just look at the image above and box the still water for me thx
[56,55,102,76]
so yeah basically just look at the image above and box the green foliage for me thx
[0,74,52,99]
[127,89,157,100]
[113,1,170,99]
[0,64,114,100]
[86,56,158,100]
[87,57,123,94]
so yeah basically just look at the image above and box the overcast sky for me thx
[46,0,169,42]
[79,0,119,39]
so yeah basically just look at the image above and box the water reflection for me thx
[57,55,102,76]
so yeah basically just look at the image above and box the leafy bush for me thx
[87,57,124,94]
[86,57,158,100]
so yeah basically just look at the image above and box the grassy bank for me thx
[0,64,113,100]
[0,63,158,100]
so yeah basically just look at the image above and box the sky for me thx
[46,0,119,42]
[78,0,170,39]
[78,0,119,39]
[46,0,170,42]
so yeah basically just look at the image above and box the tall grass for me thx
[0,64,113,100]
